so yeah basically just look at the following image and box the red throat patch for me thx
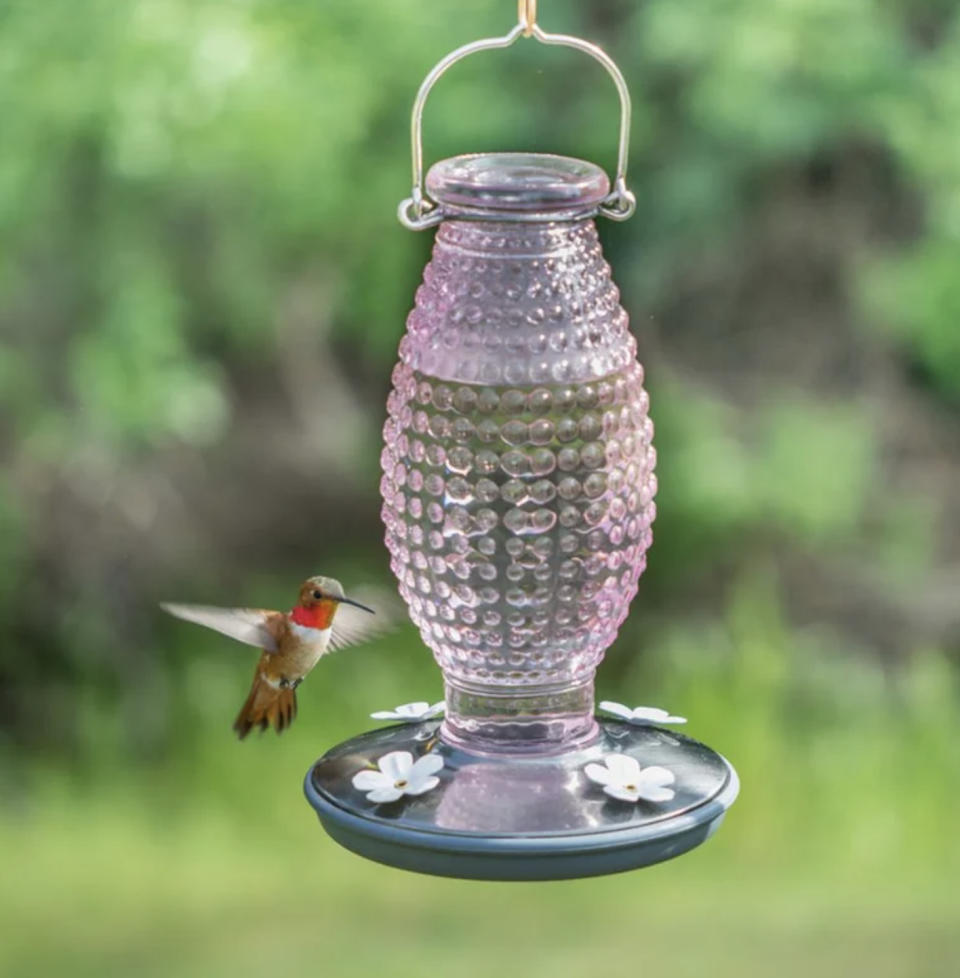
[291,600,336,630]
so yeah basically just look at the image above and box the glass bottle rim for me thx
[425,152,610,221]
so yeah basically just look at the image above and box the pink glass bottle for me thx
[380,152,656,755]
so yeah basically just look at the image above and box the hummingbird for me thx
[161,576,389,739]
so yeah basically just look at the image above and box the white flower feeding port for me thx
[584,754,676,803]
[304,3,738,880]
[352,751,444,804]
[370,702,445,723]
[599,701,687,726]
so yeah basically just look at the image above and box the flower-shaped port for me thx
[370,701,445,722]
[351,750,444,804]
[584,754,676,803]
[599,701,687,726]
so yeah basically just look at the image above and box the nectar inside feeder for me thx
[305,7,738,881]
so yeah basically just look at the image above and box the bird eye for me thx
[312,589,322,600]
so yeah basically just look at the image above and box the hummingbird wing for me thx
[160,603,282,653]
[329,588,404,653]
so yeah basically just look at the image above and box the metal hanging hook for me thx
[518,0,537,37]
[398,7,636,230]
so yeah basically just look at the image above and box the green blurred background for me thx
[2,0,958,974]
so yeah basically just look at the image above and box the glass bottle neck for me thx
[441,675,598,756]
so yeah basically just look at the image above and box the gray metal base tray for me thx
[304,719,739,881]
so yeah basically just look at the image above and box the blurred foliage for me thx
[1,0,959,974]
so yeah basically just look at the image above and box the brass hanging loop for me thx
[518,0,537,37]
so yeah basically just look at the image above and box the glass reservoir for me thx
[381,154,655,756]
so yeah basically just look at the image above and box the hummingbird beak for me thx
[336,595,375,615]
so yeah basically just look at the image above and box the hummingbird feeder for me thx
[304,2,738,880]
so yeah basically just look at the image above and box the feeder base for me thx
[304,719,738,881]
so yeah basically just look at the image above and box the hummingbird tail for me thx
[233,667,297,740]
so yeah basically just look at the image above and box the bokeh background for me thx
[2,0,959,974]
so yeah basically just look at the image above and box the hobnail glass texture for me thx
[381,156,656,754]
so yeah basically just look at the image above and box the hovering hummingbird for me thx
[161,576,388,739]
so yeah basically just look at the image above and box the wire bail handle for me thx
[398,2,637,230]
